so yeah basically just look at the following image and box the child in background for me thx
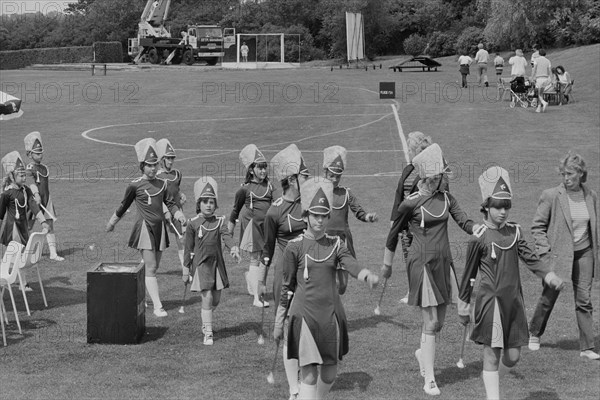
[322,145,377,294]
[458,166,565,400]
[106,138,186,317]
[156,138,187,269]
[1,151,49,251]
[494,52,504,80]
[274,177,379,399]
[24,131,63,261]
[228,144,273,308]
[184,177,240,345]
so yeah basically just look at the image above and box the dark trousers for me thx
[529,247,595,351]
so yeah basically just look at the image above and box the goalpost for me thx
[235,33,301,67]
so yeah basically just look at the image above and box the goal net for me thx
[236,33,301,66]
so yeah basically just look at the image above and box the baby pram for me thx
[509,77,538,108]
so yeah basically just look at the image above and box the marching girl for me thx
[228,144,273,308]
[1,151,49,251]
[183,177,240,345]
[24,131,63,261]
[322,145,378,294]
[259,144,309,399]
[381,144,478,396]
[106,138,186,318]
[274,177,379,399]
[458,167,565,400]
[156,138,187,269]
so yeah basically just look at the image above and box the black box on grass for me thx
[87,262,145,344]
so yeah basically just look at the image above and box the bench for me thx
[389,56,442,72]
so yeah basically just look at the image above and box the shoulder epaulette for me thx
[325,233,339,240]
[473,225,487,238]
[131,177,143,183]
[26,162,35,170]
[190,214,200,222]
[406,192,421,200]
[289,234,304,243]
[272,197,284,206]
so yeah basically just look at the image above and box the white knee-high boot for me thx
[297,382,317,400]
[145,277,163,310]
[252,263,269,307]
[421,333,440,395]
[316,376,333,399]
[283,343,299,396]
[178,250,184,268]
[47,233,64,261]
[482,370,500,400]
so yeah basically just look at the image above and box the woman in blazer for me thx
[528,152,599,360]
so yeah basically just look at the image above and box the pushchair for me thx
[508,77,538,108]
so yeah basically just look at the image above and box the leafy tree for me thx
[403,33,428,56]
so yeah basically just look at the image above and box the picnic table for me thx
[390,56,442,72]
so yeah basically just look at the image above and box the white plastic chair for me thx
[1,241,24,345]
[17,232,48,316]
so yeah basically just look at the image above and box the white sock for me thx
[178,250,184,268]
[283,343,299,395]
[145,277,163,310]
[248,262,259,297]
[498,359,513,378]
[201,308,213,334]
[316,376,334,399]
[297,382,317,400]
[47,233,59,257]
[482,370,500,400]
[421,333,436,382]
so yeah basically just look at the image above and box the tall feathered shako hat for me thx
[135,138,159,165]
[156,138,176,159]
[300,177,334,215]
[239,144,267,169]
[411,143,449,178]
[194,176,219,202]
[24,131,43,154]
[1,151,26,175]
[479,166,512,201]
[323,145,347,174]
[271,144,309,182]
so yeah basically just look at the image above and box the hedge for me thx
[0,46,93,70]
[93,42,123,63]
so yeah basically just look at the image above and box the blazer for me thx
[531,183,600,281]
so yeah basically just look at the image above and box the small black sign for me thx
[379,82,395,99]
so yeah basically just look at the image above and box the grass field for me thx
[0,44,599,399]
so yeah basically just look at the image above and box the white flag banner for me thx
[0,91,23,121]
[346,11,365,62]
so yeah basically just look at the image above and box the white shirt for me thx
[458,55,473,65]
[475,49,489,63]
[508,55,528,76]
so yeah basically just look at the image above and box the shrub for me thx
[427,31,458,57]
[455,26,484,55]
[0,46,92,70]
[403,33,428,57]
[92,41,123,63]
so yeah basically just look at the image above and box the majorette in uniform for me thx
[0,151,48,246]
[275,177,379,399]
[183,177,239,345]
[106,138,185,317]
[228,144,273,307]
[458,166,564,400]
[261,144,309,309]
[24,131,63,260]
[156,138,187,268]
[323,145,378,294]
[260,143,309,400]
[388,143,475,396]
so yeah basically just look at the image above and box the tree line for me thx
[1,0,598,60]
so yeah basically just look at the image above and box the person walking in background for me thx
[228,144,273,308]
[531,48,552,113]
[530,43,540,67]
[183,177,240,345]
[508,49,527,78]
[381,144,479,396]
[273,177,379,399]
[528,152,600,360]
[494,52,504,81]
[555,65,573,104]
[459,166,565,400]
[241,42,249,62]
[24,131,64,261]
[458,52,473,88]
[475,43,490,87]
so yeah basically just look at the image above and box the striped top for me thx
[567,190,590,251]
